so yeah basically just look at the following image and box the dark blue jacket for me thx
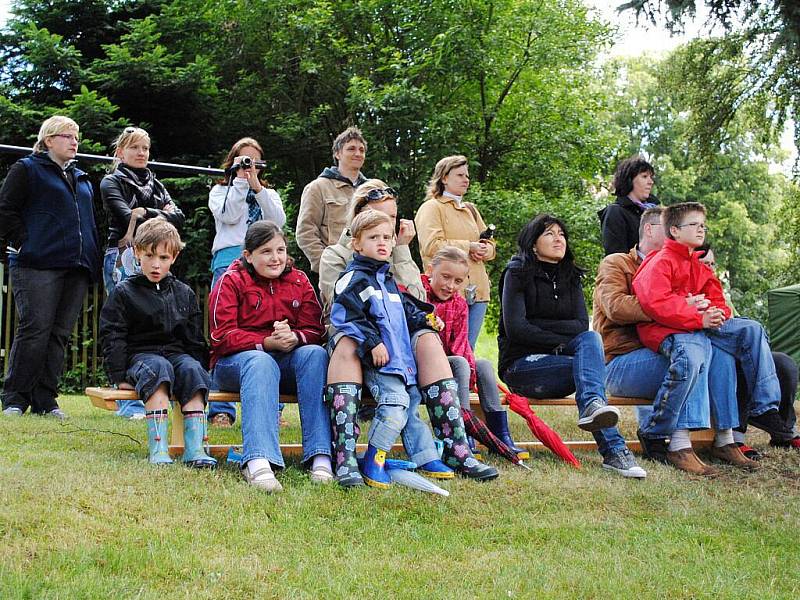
[330,254,434,385]
[0,153,100,277]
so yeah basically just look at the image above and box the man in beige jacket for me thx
[296,126,367,272]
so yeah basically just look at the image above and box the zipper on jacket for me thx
[60,166,83,264]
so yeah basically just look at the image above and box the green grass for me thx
[1,331,799,598]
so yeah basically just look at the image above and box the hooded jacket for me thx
[318,227,426,328]
[597,195,659,256]
[0,153,100,276]
[421,274,477,388]
[497,255,588,379]
[208,259,324,368]
[632,238,731,352]
[330,254,434,385]
[99,273,208,384]
[592,247,651,362]
[296,166,367,271]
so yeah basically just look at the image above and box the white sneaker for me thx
[602,449,647,479]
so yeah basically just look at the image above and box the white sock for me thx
[715,428,734,448]
[312,454,332,471]
[733,430,746,444]
[668,429,692,451]
[247,458,272,475]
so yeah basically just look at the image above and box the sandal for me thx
[209,413,234,428]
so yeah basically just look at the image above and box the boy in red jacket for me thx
[634,202,790,469]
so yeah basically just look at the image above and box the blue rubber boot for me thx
[485,410,530,460]
[418,459,454,479]
[182,411,217,469]
[146,409,173,465]
[361,445,391,489]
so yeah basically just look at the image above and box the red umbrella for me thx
[461,407,532,470]
[499,383,581,468]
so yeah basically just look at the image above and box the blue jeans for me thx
[624,341,741,433]
[503,330,626,458]
[364,369,439,465]
[707,318,781,419]
[467,301,488,349]
[126,352,210,406]
[606,341,713,437]
[212,347,332,467]
[2,266,89,414]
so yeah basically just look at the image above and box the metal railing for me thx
[0,144,225,177]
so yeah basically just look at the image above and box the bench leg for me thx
[169,402,185,456]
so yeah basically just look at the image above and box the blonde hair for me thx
[430,246,469,269]
[425,155,468,200]
[110,127,151,171]
[350,209,393,242]
[348,178,396,223]
[133,217,185,257]
[34,116,79,153]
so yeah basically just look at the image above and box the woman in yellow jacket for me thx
[415,155,495,348]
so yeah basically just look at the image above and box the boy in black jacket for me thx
[100,218,216,467]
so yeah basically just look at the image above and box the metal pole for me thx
[0,144,224,177]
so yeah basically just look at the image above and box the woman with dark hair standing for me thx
[498,214,646,478]
[0,115,100,419]
[598,155,658,255]
[101,126,185,419]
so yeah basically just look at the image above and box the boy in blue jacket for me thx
[331,210,497,487]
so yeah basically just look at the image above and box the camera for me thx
[239,156,267,170]
[479,224,496,240]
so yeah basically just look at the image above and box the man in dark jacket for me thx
[99,218,215,468]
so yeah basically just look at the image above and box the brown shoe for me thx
[711,443,760,470]
[667,448,720,477]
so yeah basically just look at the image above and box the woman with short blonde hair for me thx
[0,115,100,419]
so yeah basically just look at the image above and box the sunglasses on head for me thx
[365,187,398,202]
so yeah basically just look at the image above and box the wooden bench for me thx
[85,387,713,459]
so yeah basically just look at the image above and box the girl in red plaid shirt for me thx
[422,247,527,458]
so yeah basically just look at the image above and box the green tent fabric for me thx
[768,284,800,364]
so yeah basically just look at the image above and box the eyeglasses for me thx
[365,187,398,201]
[51,133,80,142]
[675,222,709,232]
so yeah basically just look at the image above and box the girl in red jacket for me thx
[209,221,333,492]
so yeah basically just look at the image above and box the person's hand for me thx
[434,316,445,331]
[263,330,299,352]
[469,240,489,261]
[162,202,177,214]
[686,293,711,311]
[235,156,263,193]
[699,249,716,269]
[396,219,416,246]
[702,306,726,329]
[118,382,135,390]
[371,343,389,367]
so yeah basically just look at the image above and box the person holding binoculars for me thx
[209,137,286,290]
